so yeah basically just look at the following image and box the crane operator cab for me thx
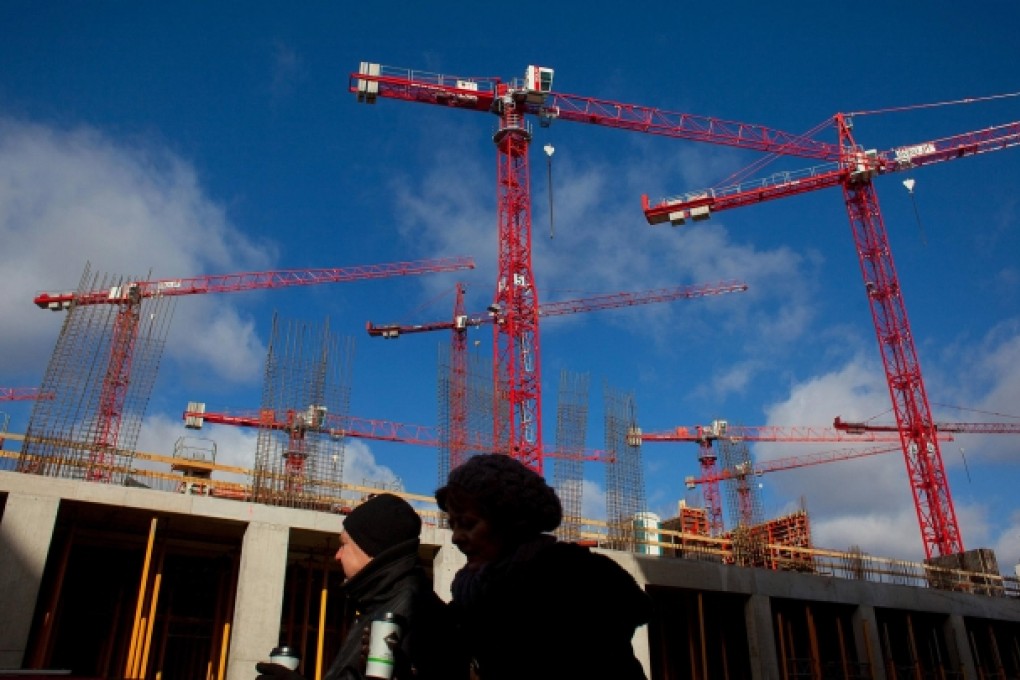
[523,65,554,104]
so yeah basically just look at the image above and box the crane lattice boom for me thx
[183,406,611,462]
[34,256,475,310]
[686,444,901,487]
[833,417,1020,436]
[643,120,1020,225]
[350,64,839,159]
[0,388,53,402]
[367,280,748,338]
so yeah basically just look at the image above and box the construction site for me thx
[3,59,1020,680]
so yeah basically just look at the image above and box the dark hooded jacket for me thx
[450,535,652,680]
[324,538,458,680]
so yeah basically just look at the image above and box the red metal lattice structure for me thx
[183,405,616,458]
[30,257,474,481]
[351,61,825,473]
[182,404,609,490]
[643,117,1020,558]
[0,388,53,402]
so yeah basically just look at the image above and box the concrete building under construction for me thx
[3,464,1020,680]
[4,266,1020,679]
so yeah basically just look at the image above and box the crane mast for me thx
[491,76,543,469]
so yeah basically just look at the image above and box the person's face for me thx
[447,503,507,568]
[335,531,372,579]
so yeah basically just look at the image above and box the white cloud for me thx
[391,129,818,367]
[0,117,276,386]
[582,478,608,521]
[340,439,404,490]
[749,321,1020,566]
[133,415,405,499]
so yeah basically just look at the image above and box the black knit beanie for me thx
[342,493,422,557]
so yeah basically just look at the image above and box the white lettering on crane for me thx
[894,142,936,163]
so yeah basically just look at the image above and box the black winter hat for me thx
[342,493,422,557]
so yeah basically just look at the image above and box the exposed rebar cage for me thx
[720,438,764,529]
[553,369,589,542]
[437,342,496,488]
[21,263,173,483]
[251,315,352,509]
[603,382,647,550]
[720,438,768,566]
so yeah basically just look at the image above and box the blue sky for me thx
[1,2,1019,568]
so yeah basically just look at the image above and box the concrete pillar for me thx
[745,593,781,680]
[0,493,60,669]
[226,522,290,680]
[945,613,977,679]
[852,605,886,680]
[431,540,465,603]
[630,623,652,679]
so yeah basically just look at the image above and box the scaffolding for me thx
[552,369,589,543]
[251,315,353,509]
[604,382,646,550]
[20,263,172,483]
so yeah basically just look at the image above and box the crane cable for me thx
[543,143,555,239]
[847,90,1020,117]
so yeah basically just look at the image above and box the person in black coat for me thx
[257,493,458,680]
[436,454,652,680]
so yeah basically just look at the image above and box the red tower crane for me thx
[686,443,902,529]
[32,257,474,480]
[633,419,953,536]
[181,404,609,487]
[642,116,1020,558]
[351,61,831,472]
[367,280,747,472]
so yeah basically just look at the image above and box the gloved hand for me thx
[255,661,305,679]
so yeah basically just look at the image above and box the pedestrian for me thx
[256,492,458,680]
[435,453,652,680]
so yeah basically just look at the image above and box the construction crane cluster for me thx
[10,56,1017,562]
